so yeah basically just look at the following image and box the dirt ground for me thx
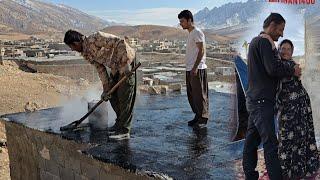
[0,61,92,180]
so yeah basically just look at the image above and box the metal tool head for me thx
[60,121,79,131]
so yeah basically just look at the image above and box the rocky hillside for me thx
[102,25,233,42]
[0,0,111,36]
[194,0,320,29]
[194,0,262,29]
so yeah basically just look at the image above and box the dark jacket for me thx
[246,35,295,103]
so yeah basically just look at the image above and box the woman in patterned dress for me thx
[276,39,319,179]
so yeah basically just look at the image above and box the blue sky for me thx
[44,0,247,25]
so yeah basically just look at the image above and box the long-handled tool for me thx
[60,62,141,131]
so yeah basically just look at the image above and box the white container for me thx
[88,100,108,130]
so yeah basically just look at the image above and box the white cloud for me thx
[87,7,196,26]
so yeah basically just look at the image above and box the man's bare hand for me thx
[260,34,276,50]
[294,64,302,77]
[191,67,198,76]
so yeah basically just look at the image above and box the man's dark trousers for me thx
[242,99,282,180]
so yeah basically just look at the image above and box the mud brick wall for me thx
[1,119,150,180]
[34,64,99,82]
[7,59,100,82]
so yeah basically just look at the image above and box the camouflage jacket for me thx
[81,31,135,90]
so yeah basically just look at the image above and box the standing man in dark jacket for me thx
[242,13,301,180]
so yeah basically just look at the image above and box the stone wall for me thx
[5,59,100,82]
[32,64,99,82]
[1,119,151,180]
[23,60,99,82]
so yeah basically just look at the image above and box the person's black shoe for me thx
[109,128,130,140]
[108,125,120,134]
[188,119,198,126]
[197,118,208,126]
